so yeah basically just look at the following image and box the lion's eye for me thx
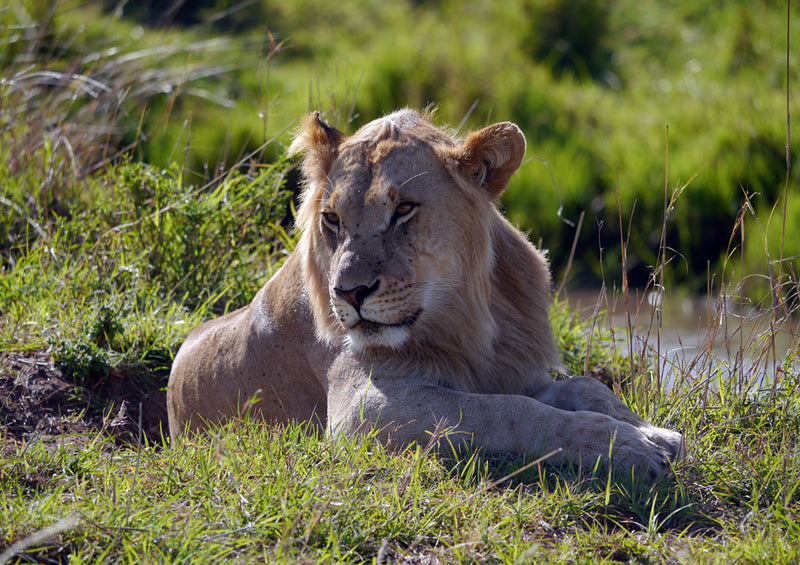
[322,211,340,231]
[394,201,417,219]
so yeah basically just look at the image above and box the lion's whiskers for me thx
[397,171,430,191]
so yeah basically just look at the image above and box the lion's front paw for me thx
[612,443,670,482]
[640,425,685,462]
[598,421,677,481]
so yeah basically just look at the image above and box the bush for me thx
[524,0,617,84]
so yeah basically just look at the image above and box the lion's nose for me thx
[334,281,380,313]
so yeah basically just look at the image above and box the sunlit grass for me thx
[1,0,799,562]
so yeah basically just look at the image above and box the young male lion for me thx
[167,109,683,479]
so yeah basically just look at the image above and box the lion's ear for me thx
[453,122,526,199]
[289,112,345,183]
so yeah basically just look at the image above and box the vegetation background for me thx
[1,0,799,563]
[5,0,798,290]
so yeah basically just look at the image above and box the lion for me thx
[167,109,683,479]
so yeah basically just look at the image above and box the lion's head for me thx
[290,109,558,385]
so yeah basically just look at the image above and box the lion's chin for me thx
[344,321,412,351]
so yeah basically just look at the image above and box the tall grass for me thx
[6,0,796,289]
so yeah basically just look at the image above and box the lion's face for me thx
[321,139,471,349]
[290,110,526,354]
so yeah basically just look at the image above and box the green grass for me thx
[2,0,800,562]
[4,0,797,289]
[1,383,799,564]
[1,158,294,385]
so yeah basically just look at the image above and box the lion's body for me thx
[168,110,683,478]
[167,254,329,432]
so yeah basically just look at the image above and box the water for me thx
[563,288,798,384]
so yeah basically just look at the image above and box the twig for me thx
[777,0,791,309]
[0,515,79,565]
[556,210,585,297]
[616,166,635,372]
[456,448,564,507]
[456,99,480,133]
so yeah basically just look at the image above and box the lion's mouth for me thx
[353,309,422,334]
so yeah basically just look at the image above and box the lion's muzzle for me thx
[333,281,380,317]
[330,275,422,349]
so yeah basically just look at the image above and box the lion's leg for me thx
[534,376,645,424]
[329,374,675,480]
[533,377,684,460]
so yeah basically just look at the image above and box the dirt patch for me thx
[0,350,168,453]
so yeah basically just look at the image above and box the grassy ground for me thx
[2,1,800,563]
[2,344,800,563]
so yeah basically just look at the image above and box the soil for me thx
[0,349,168,454]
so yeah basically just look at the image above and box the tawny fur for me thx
[167,109,684,479]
